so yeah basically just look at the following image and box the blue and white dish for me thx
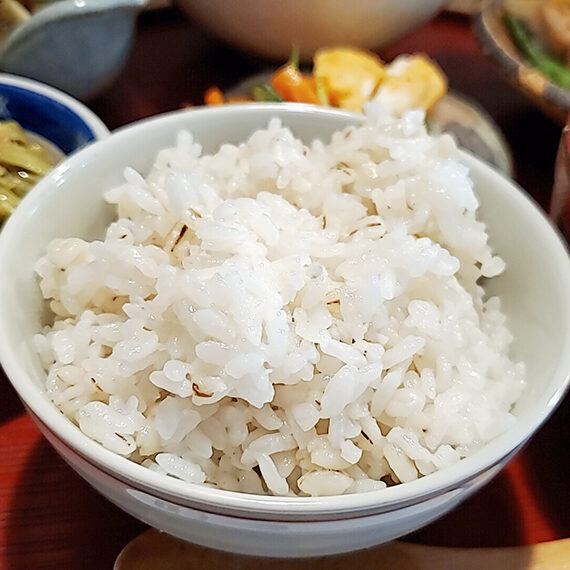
[0,73,109,155]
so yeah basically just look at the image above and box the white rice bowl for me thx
[32,103,526,498]
[0,100,570,557]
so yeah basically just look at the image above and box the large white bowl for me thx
[175,0,447,61]
[0,104,569,558]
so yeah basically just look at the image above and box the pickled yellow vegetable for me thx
[313,47,386,112]
[0,120,55,223]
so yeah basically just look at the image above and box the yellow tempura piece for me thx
[313,46,387,112]
[373,54,448,116]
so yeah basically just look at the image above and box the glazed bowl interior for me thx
[0,73,109,153]
[0,103,569,522]
[0,0,147,102]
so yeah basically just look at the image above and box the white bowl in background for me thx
[0,103,569,558]
[175,0,447,61]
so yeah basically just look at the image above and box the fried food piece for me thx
[313,46,386,112]
[373,54,448,115]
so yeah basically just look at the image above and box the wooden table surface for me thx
[1,7,569,569]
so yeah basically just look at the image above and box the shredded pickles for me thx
[0,120,56,223]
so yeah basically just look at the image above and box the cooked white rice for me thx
[34,104,526,497]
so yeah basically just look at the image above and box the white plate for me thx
[229,72,514,177]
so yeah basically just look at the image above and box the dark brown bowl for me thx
[551,114,570,240]
[474,0,570,124]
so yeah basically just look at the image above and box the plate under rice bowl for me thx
[33,104,526,498]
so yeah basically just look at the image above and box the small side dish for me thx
[205,47,448,116]
[0,73,109,223]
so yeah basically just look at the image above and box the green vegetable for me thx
[315,76,330,106]
[249,84,284,102]
[288,45,300,70]
[504,13,570,91]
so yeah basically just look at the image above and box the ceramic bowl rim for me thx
[0,73,110,144]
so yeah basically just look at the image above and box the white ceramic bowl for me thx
[0,104,569,558]
[175,0,447,61]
